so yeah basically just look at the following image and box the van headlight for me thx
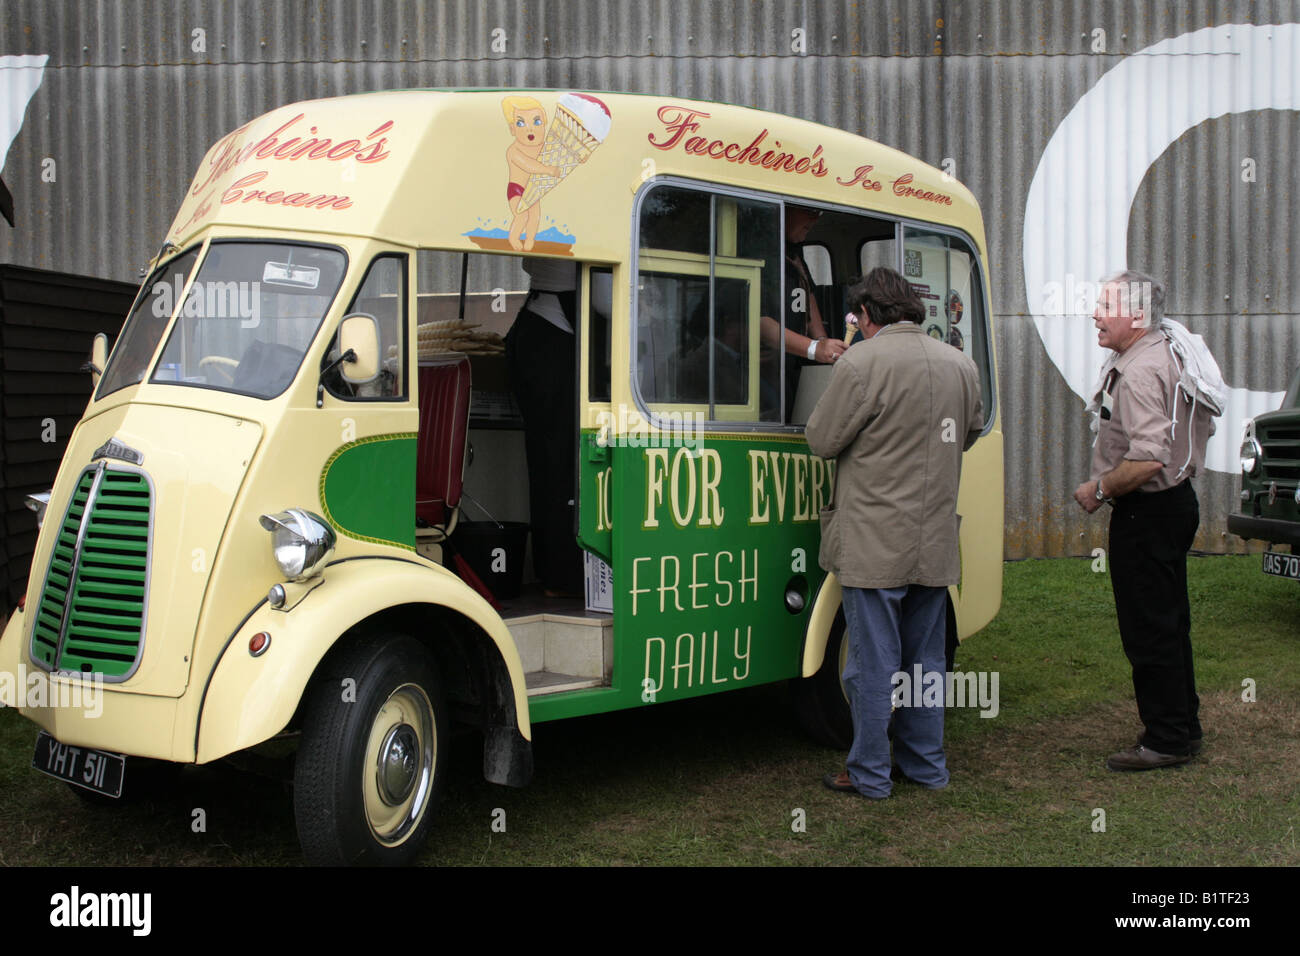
[25,491,52,529]
[1239,438,1262,476]
[258,509,336,581]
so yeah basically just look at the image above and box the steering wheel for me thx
[198,355,239,384]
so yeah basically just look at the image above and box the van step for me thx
[525,671,603,696]
[506,611,612,684]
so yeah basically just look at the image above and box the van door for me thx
[601,183,831,711]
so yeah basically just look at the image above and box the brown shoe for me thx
[822,771,888,800]
[1107,745,1190,772]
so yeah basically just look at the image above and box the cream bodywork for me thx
[2,558,531,763]
[197,556,531,763]
[22,403,263,696]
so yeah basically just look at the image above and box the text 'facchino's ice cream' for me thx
[516,93,612,212]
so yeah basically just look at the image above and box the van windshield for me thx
[96,247,202,399]
[149,241,348,399]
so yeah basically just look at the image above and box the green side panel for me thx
[530,431,832,723]
[320,434,417,550]
[576,428,612,561]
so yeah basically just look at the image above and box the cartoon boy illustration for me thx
[502,95,560,251]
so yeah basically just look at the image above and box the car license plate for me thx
[1262,550,1300,581]
[32,731,125,798]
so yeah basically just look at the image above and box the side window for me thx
[326,254,407,400]
[902,227,994,427]
[635,184,781,423]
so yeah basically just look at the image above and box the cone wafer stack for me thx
[417,325,505,358]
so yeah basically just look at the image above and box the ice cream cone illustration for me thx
[516,93,612,213]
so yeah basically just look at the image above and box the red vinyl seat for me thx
[416,356,471,530]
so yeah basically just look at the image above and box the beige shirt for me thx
[806,322,983,589]
[1090,329,1216,491]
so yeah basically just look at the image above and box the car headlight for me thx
[1240,438,1262,477]
[258,509,336,581]
[24,491,52,529]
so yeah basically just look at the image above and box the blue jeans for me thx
[841,584,949,798]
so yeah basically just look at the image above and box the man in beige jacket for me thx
[806,267,983,799]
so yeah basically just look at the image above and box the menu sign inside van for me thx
[647,104,953,206]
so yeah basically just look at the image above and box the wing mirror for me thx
[84,332,108,388]
[338,313,380,384]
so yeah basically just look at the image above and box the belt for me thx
[1111,479,1195,513]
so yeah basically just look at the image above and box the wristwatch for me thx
[1095,480,1113,504]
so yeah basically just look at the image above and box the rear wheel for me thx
[294,633,447,866]
[791,609,853,750]
[792,597,959,750]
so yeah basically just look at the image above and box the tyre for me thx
[294,633,447,866]
[790,609,853,750]
[944,604,959,675]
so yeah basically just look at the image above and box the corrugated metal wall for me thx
[1,0,1297,557]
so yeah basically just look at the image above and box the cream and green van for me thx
[0,89,1002,864]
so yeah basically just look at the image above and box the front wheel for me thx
[294,634,447,866]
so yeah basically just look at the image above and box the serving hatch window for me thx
[635,184,781,423]
[902,226,994,428]
[149,241,348,399]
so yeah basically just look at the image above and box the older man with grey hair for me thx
[1073,269,1215,771]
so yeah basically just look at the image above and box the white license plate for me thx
[32,731,125,798]
[1262,551,1300,581]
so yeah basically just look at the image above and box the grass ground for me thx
[0,554,1295,866]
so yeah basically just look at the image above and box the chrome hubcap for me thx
[377,723,420,805]
[362,683,435,847]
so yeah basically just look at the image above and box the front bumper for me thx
[1228,513,1300,548]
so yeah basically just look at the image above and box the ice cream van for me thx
[0,89,1002,865]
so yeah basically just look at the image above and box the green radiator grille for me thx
[30,466,151,679]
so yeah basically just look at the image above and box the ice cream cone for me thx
[517,93,612,212]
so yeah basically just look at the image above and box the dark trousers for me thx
[505,308,582,593]
[1108,480,1202,755]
